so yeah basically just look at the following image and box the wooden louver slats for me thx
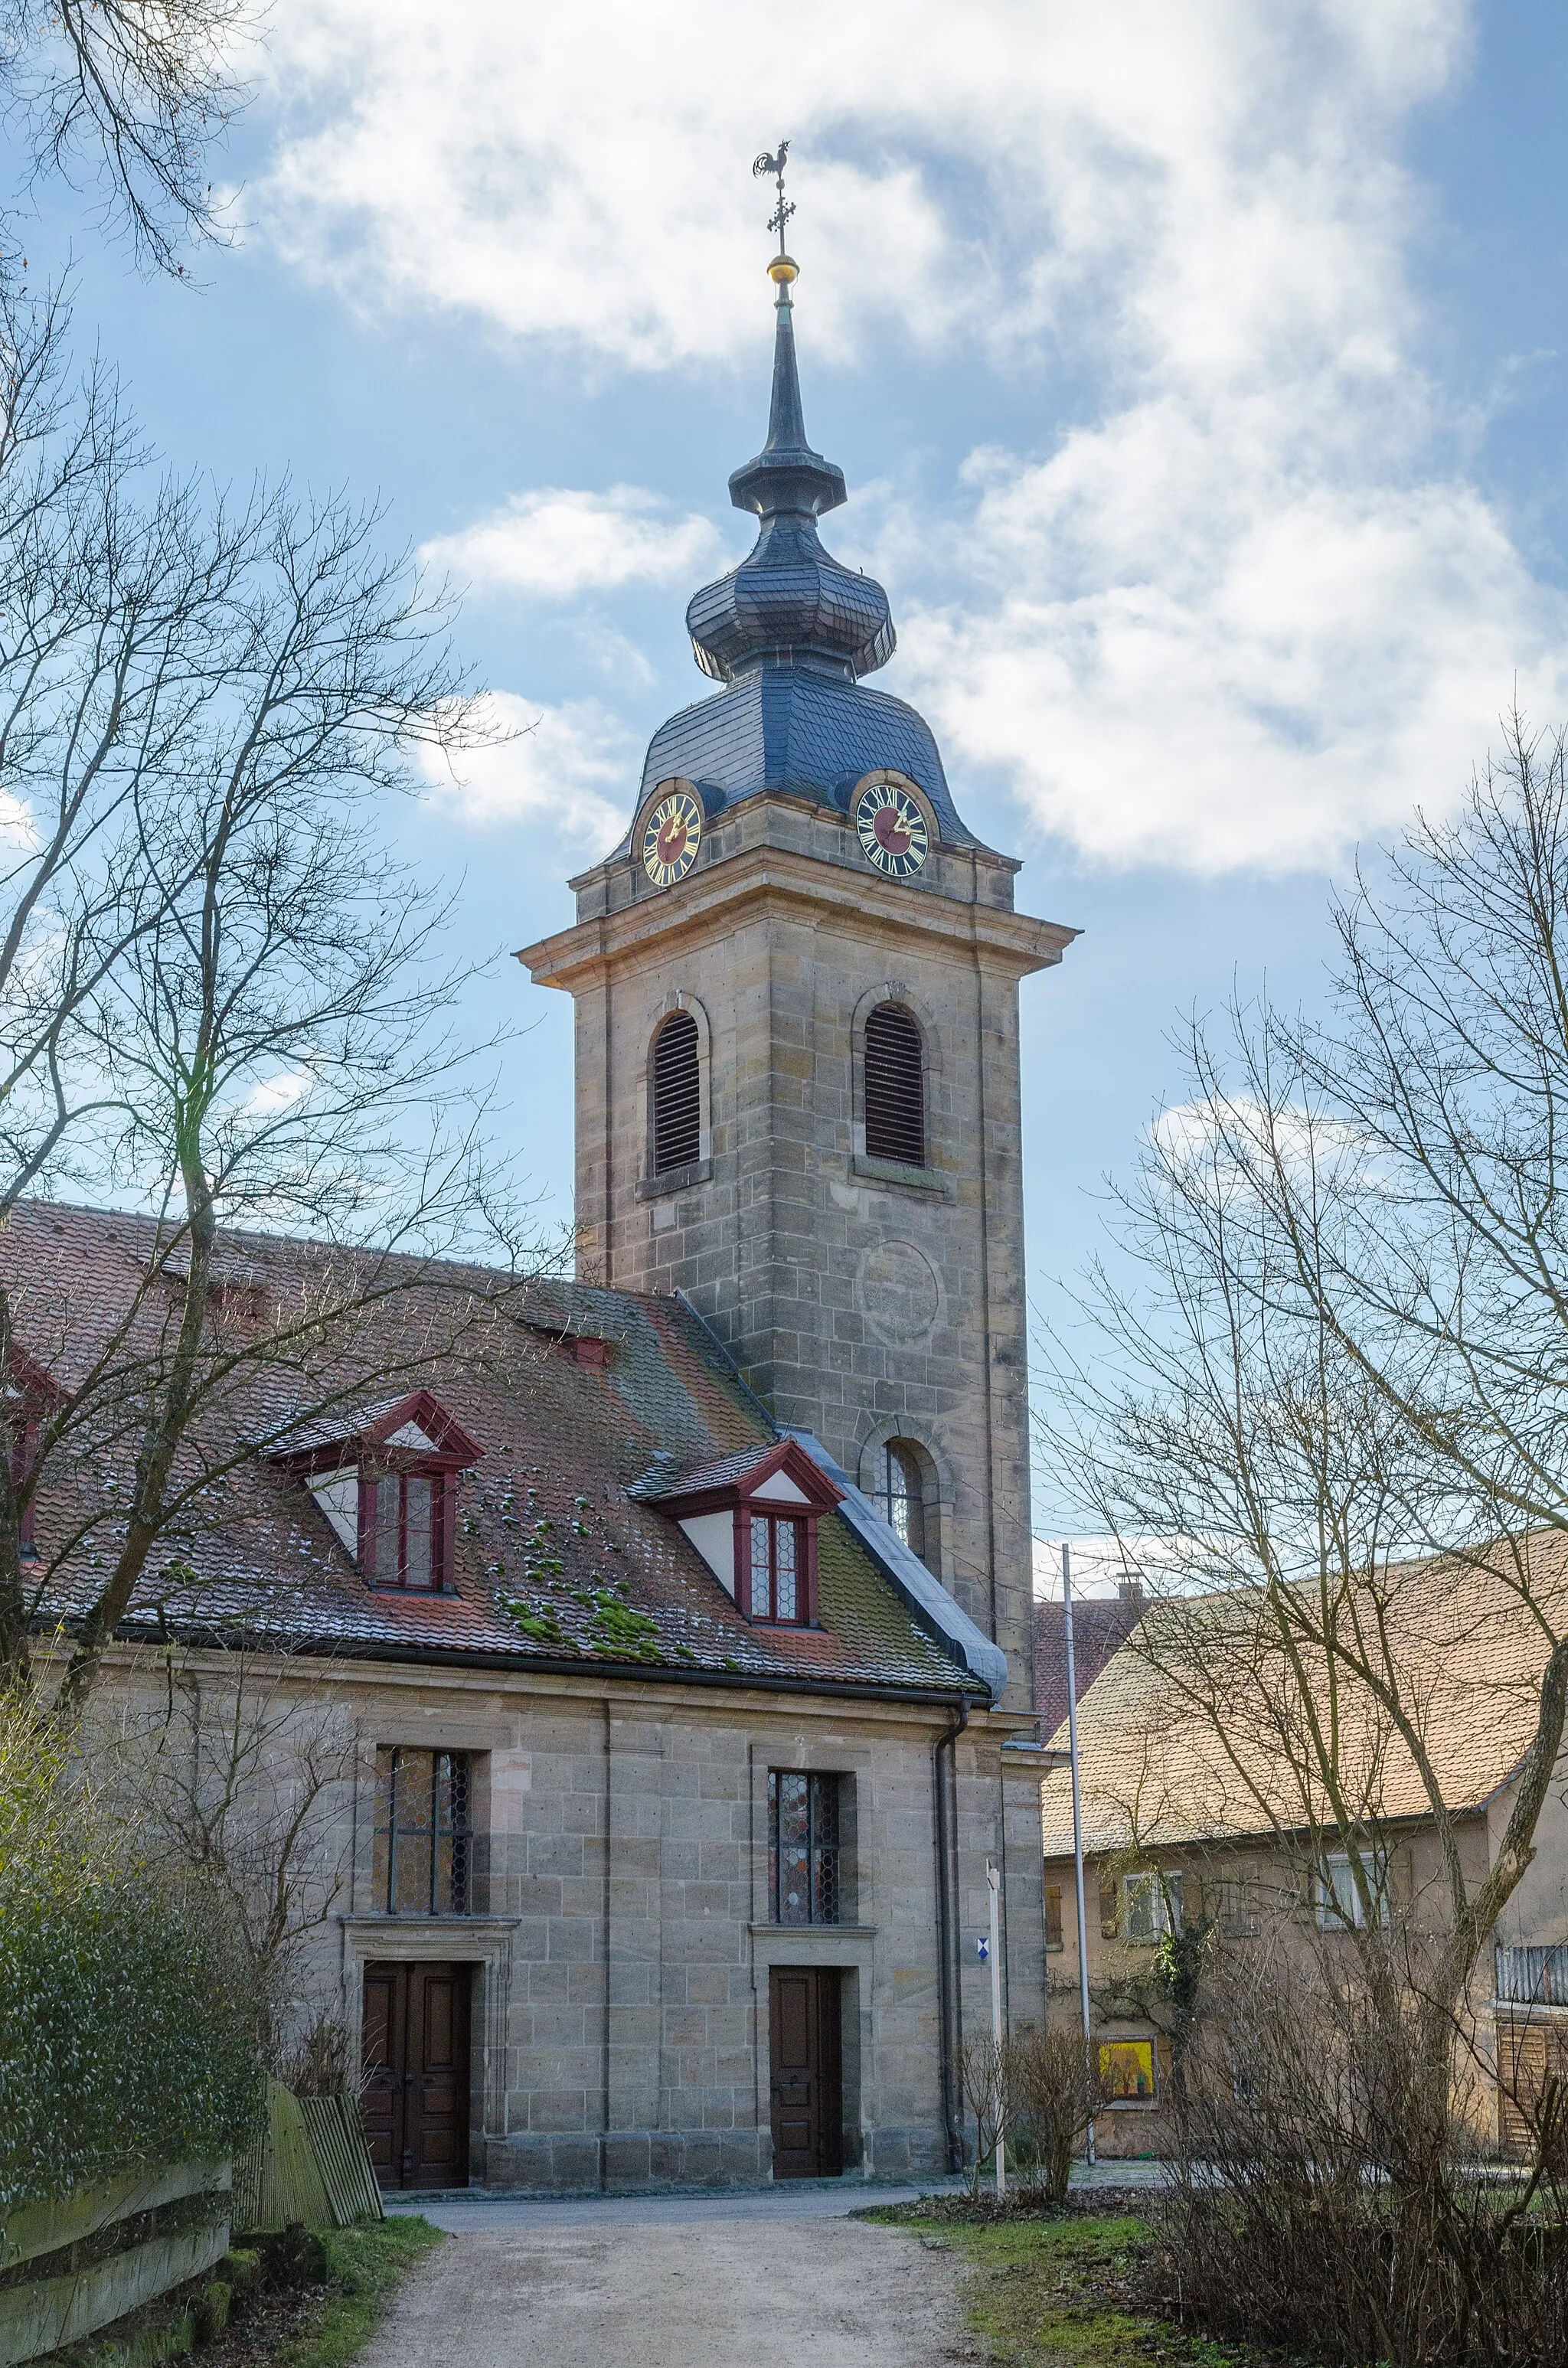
[864,1002,925,1166]
[652,1011,701,1173]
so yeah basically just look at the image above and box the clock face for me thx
[854,782,929,878]
[642,789,703,887]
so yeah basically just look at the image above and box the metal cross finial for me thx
[753,141,795,257]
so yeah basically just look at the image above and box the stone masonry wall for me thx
[96,1653,1040,2190]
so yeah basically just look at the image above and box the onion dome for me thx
[686,262,895,684]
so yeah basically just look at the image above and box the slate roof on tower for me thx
[612,256,985,857]
[3,1198,993,1699]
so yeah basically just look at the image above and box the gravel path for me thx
[356,2210,975,2368]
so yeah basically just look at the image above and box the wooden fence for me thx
[0,2085,381,2364]
[0,2163,230,2367]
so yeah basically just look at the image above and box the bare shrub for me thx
[1166,1940,1568,2367]
[956,2034,1007,2200]
[1006,2025,1107,2204]
[280,2013,360,2100]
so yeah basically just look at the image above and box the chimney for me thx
[1118,1577,1144,1604]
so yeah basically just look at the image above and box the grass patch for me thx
[864,2208,1250,2368]
[267,2217,443,2368]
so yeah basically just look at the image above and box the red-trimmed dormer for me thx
[270,1390,482,1595]
[645,1439,844,1628]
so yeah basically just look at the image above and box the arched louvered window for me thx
[864,1002,925,1167]
[651,1011,701,1174]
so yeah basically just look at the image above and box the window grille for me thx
[880,1440,926,1563]
[651,1011,701,1173]
[363,1469,445,1590]
[1045,1883,1064,1949]
[863,1002,925,1166]
[1497,1945,1568,2004]
[374,1747,471,1914]
[746,1511,805,1623]
[769,1770,841,1925]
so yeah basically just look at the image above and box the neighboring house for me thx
[1033,1582,1145,1749]
[1038,1553,1568,2156]
[15,260,1072,2192]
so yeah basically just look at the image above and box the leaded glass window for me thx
[746,1512,805,1623]
[768,1770,841,1925]
[374,1747,471,1914]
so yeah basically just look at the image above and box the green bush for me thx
[0,1696,266,2216]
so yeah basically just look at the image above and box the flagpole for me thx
[1062,1540,1096,2168]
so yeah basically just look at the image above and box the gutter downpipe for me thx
[1062,1540,1096,2167]
[935,1698,971,2174]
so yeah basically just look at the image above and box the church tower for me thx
[520,243,1074,1713]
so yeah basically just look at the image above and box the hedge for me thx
[0,1699,266,2216]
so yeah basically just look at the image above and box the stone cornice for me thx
[519,838,1077,992]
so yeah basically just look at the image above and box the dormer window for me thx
[364,1468,445,1592]
[270,1391,482,1596]
[746,1511,803,1622]
[645,1438,844,1629]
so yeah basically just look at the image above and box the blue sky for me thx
[33,0,1568,1575]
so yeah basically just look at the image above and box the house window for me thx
[651,1011,701,1174]
[863,1001,925,1165]
[1045,1883,1064,1950]
[879,1439,928,1563]
[769,1771,841,1925]
[373,1748,471,1915]
[1315,1852,1387,1929]
[1125,1870,1181,1945]
[746,1511,808,1623]
[362,1470,446,1590]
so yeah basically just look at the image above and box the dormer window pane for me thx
[750,1517,771,1618]
[373,1475,400,1583]
[407,1476,434,1586]
[775,1520,797,1621]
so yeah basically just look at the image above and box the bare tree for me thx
[0,289,544,1710]
[100,1650,354,2057]
[1040,713,1568,2173]
[0,0,249,272]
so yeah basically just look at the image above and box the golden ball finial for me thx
[767,253,799,287]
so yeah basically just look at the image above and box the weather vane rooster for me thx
[753,141,794,258]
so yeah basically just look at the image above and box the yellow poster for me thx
[1100,2038,1155,2101]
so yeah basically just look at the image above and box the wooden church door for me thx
[769,1966,843,2177]
[361,1961,472,2189]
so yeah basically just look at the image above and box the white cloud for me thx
[241,1070,313,1119]
[420,486,722,600]
[253,0,1568,873]
[416,690,632,847]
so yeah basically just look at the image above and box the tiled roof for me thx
[1034,1592,1147,1739]
[5,1200,981,1699]
[1040,1540,1568,1858]
[639,1442,782,1499]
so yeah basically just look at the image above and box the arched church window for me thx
[651,1011,701,1174]
[864,1002,924,1166]
[880,1439,929,1566]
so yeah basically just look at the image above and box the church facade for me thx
[21,250,1074,2191]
